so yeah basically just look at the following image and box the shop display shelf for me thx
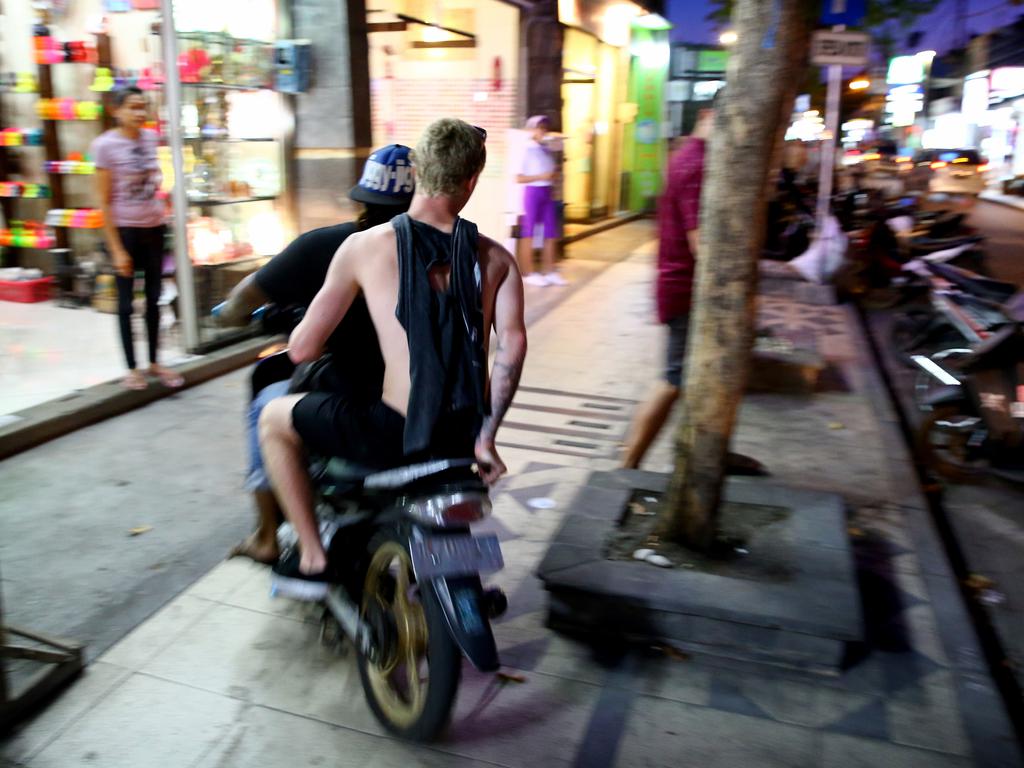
[180,81,267,92]
[188,194,278,207]
[45,208,104,228]
[0,128,44,147]
[175,32,273,46]
[44,160,96,175]
[183,136,277,143]
[0,225,57,250]
[0,182,51,198]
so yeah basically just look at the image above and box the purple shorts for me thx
[522,185,558,240]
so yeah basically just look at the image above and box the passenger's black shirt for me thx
[254,223,383,401]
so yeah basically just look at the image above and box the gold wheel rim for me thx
[362,542,429,728]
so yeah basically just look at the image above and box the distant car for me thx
[855,142,912,198]
[907,149,989,196]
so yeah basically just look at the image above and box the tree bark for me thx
[657,0,813,551]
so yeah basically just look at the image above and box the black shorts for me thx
[291,393,406,467]
[664,314,690,388]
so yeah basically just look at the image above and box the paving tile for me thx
[442,666,603,767]
[100,594,214,671]
[191,704,498,768]
[185,558,259,603]
[886,670,971,757]
[136,602,385,736]
[615,696,819,768]
[1,662,132,765]
[26,673,243,768]
[819,734,972,768]
[707,670,877,729]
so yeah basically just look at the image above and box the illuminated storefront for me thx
[0,0,298,358]
[558,0,669,220]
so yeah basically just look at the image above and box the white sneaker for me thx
[544,271,569,286]
[524,273,549,287]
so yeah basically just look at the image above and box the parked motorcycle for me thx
[889,261,1021,367]
[249,348,507,741]
[913,325,1024,483]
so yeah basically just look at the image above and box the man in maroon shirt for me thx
[622,102,714,468]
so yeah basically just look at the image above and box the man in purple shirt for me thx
[622,102,714,468]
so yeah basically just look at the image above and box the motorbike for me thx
[243,311,508,742]
[889,260,1022,366]
[913,324,1024,483]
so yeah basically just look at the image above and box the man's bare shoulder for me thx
[477,234,517,276]
[345,221,396,251]
[334,222,397,270]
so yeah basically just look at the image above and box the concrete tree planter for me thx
[537,470,864,673]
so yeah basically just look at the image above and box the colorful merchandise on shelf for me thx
[36,98,103,120]
[44,208,104,229]
[0,276,55,303]
[135,66,163,91]
[187,216,254,264]
[178,48,212,83]
[1,71,40,93]
[0,128,43,146]
[0,221,56,249]
[103,0,132,11]
[32,34,96,65]
[0,182,51,198]
[44,157,96,174]
[89,67,115,92]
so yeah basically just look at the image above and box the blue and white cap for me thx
[349,144,415,207]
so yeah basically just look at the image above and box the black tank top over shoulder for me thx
[393,213,488,457]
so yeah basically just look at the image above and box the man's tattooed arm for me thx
[474,243,527,484]
[479,336,526,444]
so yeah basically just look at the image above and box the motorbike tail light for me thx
[403,492,492,527]
[930,161,947,170]
[978,163,990,172]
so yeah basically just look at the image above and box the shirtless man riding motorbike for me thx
[259,118,528,598]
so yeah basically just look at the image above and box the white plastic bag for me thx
[788,216,848,284]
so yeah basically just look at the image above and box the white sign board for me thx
[811,31,870,67]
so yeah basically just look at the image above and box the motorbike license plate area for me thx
[410,534,504,580]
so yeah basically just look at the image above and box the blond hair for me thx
[412,118,486,196]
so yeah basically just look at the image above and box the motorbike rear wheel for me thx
[357,533,461,742]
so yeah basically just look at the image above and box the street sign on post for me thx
[821,0,866,27]
[811,30,870,67]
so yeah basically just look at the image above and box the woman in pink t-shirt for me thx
[91,86,182,390]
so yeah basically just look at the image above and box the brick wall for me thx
[370,77,518,177]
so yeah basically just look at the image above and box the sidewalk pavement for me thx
[980,189,1024,211]
[3,222,1022,767]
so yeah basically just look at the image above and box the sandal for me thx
[122,371,149,391]
[149,365,185,389]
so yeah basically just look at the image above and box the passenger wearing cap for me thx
[259,118,527,597]
[217,144,414,564]
[516,115,568,287]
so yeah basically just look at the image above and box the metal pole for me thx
[815,62,843,240]
[159,0,200,351]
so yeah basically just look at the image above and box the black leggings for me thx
[115,225,166,370]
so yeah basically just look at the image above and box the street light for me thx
[719,30,738,45]
[849,78,870,91]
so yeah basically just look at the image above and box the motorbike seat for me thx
[909,234,984,251]
[314,457,481,496]
[929,263,1017,304]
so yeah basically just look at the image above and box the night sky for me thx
[665,0,1023,53]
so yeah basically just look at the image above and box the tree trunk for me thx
[657,0,813,551]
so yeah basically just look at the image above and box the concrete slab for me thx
[538,470,864,672]
[616,696,819,768]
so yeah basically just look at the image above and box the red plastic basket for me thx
[0,276,55,303]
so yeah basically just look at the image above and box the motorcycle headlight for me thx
[403,492,492,527]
